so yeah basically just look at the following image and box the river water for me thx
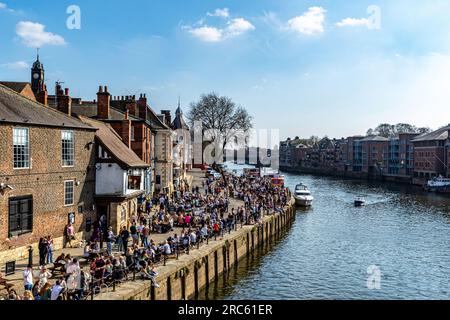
[198,164,450,300]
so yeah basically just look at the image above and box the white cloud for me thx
[287,6,326,36]
[0,2,16,13]
[226,18,255,37]
[207,8,230,18]
[16,21,66,48]
[0,61,29,69]
[183,12,255,42]
[336,18,370,28]
[185,25,223,42]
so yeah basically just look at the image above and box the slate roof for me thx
[146,106,171,130]
[412,126,449,142]
[78,115,149,169]
[172,108,190,130]
[71,103,141,121]
[0,83,94,130]
[0,82,30,94]
[357,135,390,142]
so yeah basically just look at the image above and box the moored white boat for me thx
[294,184,314,207]
[425,176,450,193]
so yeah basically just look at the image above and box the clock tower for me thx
[31,50,45,95]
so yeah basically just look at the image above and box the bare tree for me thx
[187,92,253,151]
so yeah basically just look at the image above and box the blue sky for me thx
[1,0,450,139]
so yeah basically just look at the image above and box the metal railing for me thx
[81,214,255,300]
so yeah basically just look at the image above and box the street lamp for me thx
[27,246,33,267]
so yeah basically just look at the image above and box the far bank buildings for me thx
[0,55,192,265]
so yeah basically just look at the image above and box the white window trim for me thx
[61,130,75,168]
[64,180,75,207]
[13,127,30,170]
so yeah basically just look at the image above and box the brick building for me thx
[352,136,389,174]
[71,87,156,198]
[384,133,419,178]
[412,125,450,183]
[78,116,149,234]
[0,83,96,265]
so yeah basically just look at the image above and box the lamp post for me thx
[27,246,33,267]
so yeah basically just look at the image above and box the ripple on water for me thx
[199,169,450,300]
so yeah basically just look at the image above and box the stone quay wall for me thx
[95,200,296,300]
[280,166,413,185]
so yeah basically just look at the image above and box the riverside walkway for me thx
[1,167,293,300]
[0,169,245,299]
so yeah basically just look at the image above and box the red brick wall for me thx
[0,124,96,252]
[97,92,110,119]
[414,146,444,174]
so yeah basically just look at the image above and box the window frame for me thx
[61,130,75,167]
[64,180,75,206]
[13,127,30,170]
[8,195,33,237]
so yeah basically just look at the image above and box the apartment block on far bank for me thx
[411,125,450,185]
[280,128,448,184]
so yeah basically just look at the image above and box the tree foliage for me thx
[366,123,431,138]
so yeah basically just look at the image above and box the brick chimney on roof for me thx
[36,84,48,106]
[57,86,72,116]
[97,85,110,119]
[138,93,147,120]
[125,95,137,117]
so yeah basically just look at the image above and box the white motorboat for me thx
[426,176,450,193]
[354,196,366,207]
[293,184,314,207]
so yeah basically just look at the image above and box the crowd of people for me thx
[1,166,291,300]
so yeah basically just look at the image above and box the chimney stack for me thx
[161,110,172,126]
[137,93,147,119]
[57,87,72,116]
[36,84,48,106]
[125,95,137,117]
[97,85,110,119]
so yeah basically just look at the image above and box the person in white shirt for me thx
[23,265,34,291]
[66,258,80,276]
[50,280,64,300]
[190,231,197,245]
[38,266,52,288]
[162,240,171,255]
[201,226,209,239]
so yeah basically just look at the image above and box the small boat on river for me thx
[354,197,366,207]
[294,184,314,207]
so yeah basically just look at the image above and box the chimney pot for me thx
[64,88,69,96]
[99,85,103,93]
[105,85,108,93]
